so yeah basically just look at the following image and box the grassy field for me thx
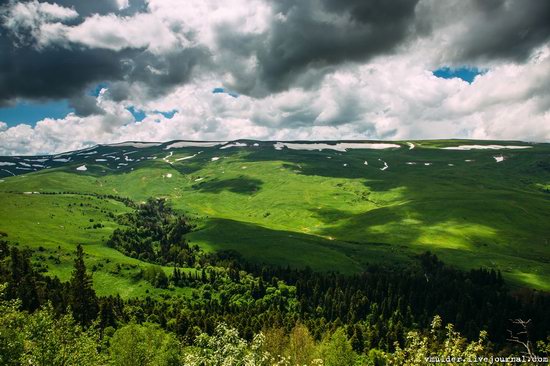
[0,139,549,292]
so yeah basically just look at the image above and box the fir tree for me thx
[68,244,98,326]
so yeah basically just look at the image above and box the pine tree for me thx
[68,244,98,326]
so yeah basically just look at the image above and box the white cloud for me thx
[1,43,549,156]
[3,0,78,25]
[1,0,78,47]
[147,0,271,46]
[63,13,182,54]
[2,0,270,54]
[0,0,549,155]
[1,1,185,53]
[115,0,129,11]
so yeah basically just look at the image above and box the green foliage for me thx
[107,198,195,266]
[287,323,318,365]
[0,284,25,366]
[386,316,490,366]
[0,284,105,366]
[109,323,181,366]
[182,323,271,365]
[21,305,106,366]
[141,265,169,288]
[316,328,357,366]
[537,336,550,357]
[0,279,546,366]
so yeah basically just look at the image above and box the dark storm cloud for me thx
[0,0,128,106]
[232,0,420,94]
[100,47,208,103]
[2,0,550,109]
[0,38,128,106]
[0,0,206,110]
[127,48,208,95]
[454,0,550,62]
[219,0,550,96]
[0,39,205,110]
[69,94,105,116]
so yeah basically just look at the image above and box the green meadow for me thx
[0,139,549,293]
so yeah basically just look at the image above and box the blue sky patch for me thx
[0,100,74,127]
[88,83,109,97]
[212,87,239,98]
[127,106,146,122]
[432,67,485,83]
[158,110,176,119]
[89,82,110,96]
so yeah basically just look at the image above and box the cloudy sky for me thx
[0,0,549,155]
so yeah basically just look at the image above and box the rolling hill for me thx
[0,139,549,294]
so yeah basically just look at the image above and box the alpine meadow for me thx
[1,0,550,365]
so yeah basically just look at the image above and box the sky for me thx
[0,0,549,155]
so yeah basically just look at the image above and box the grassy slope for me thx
[0,191,194,298]
[0,140,549,291]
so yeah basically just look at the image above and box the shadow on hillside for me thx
[188,218,413,273]
[191,176,263,195]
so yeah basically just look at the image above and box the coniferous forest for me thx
[1,198,549,365]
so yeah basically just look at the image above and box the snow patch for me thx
[0,162,16,166]
[95,159,107,162]
[76,165,87,171]
[220,142,247,149]
[494,156,505,163]
[175,154,198,161]
[26,158,48,162]
[442,145,532,150]
[165,141,226,149]
[194,177,204,182]
[211,157,220,161]
[163,151,173,163]
[106,142,161,148]
[406,142,415,150]
[52,158,70,162]
[274,142,400,152]
[364,161,368,165]
[379,159,389,171]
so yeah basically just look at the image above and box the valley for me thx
[1,139,549,294]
